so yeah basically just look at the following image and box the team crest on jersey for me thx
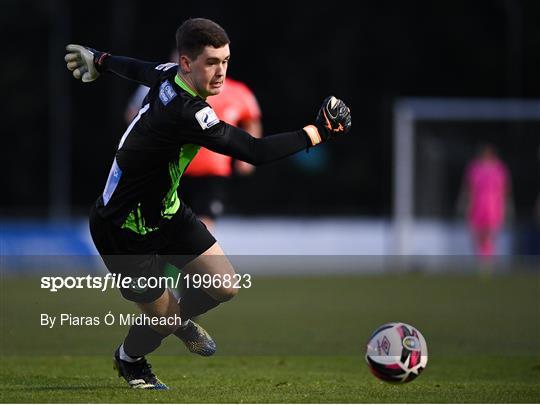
[159,80,177,106]
[195,106,219,130]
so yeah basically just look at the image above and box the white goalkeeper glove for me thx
[64,44,104,83]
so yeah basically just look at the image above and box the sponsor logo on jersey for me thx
[159,80,177,106]
[195,106,220,130]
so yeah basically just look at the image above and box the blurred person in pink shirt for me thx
[462,144,512,258]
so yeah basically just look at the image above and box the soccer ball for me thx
[365,322,428,383]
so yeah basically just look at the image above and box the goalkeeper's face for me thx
[188,45,230,99]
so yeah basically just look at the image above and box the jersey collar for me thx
[174,75,200,98]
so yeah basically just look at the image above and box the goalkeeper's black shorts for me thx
[89,202,216,303]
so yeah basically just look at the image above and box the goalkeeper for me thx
[65,17,351,390]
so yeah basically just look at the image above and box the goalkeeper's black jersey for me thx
[95,57,309,234]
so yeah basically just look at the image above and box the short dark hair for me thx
[175,18,230,60]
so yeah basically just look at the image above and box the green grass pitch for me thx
[1,272,539,402]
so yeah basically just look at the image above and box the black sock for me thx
[179,287,220,321]
[123,325,168,358]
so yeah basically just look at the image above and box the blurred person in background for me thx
[459,144,512,259]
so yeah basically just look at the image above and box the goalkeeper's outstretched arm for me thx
[190,97,352,166]
[65,45,352,163]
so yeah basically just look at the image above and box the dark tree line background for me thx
[3,0,539,219]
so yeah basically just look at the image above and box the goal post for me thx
[393,98,540,256]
